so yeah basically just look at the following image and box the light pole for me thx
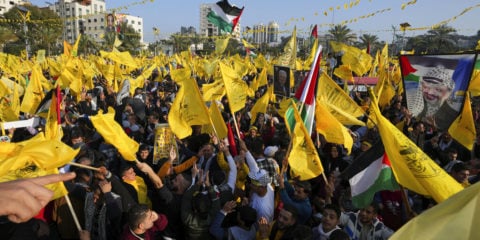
[153,27,159,56]
[400,22,411,51]
[17,6,30,60]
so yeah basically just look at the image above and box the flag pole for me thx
[69,162,100,171]
[64,194,82,233]
[231,110,241,139]
[399,184,415,218]
[283,119,328,184]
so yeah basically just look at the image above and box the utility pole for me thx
[400,22,411,51]
[17,6,30,60]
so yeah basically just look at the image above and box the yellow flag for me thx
[215,37,231,55]
[448,92,476,150]
[168,68,210,139]
[242,39,256,49]
[250,87,273,124]
[287,102,324,180]
[277,27,297,70]
[315,99,353,154]
[369,89,463,203]
[130,64,157,96]
[317,72,365,126]
[203,101,228,139]
[202,78,226,102]
[304,38,318,70]
[90,107,139,161]
[378,44,389,70]
[0,133,79,181]
[45,89,63,141]
[330,41,373,76]
[0,164,68,199]
[469,70,480,97]
[333,64,354,82]
[390,180,480,240]
[100,50,138,68]
[20,66,46,114]
[374,71,396,108]
[0,77,12,96]
[72,34,81,57]
[219,62,249,113]
[114,35,123,48]
[63,40,72,56]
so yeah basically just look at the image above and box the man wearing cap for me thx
[417,65,458,130]
[239,139,275,222]
[259,145,281,187]
[278,173,312,225]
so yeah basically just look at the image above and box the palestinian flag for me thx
[340,140,399,209]
[207,0,244,33]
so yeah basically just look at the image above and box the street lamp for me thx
[400,22,411,51]
[16,5,30,60]
[153,27,160,56]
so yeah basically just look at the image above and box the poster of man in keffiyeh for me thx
[400,53,477,131]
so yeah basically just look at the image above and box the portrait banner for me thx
[153,124,178,165]
[399,53,477,131]
[273,65,291,99]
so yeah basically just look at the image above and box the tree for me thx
[169,34,190,54]
[1,5,62,56]
[102,21,142,55]
[356,33,380,54]
[425,24,458,53]
[0,26,18,52]
[327,24,357,44]
[79,34,101,55]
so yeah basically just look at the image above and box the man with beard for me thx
[258,204,312,240]
[340,202,393,240]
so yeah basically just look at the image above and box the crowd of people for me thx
[1,55,480,240]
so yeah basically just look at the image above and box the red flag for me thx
[294,46,322,105]
[311,25,318,39]
[227,122,238,156]
[399,55,417,76]
[56,86,62,123]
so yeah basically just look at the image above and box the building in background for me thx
[47,0,106,43]
[199,4,218,37]
[46,0,143,45]
[180,26,196,35]
[199,3,241,39]
[252,21,279,44]
[0,0,28,15]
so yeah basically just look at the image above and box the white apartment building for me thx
[47,0,143,45]
[199,4,218,37]
[252,21,279,44]
[48,0,106,43]
[199,3,241,39]
[0,0,27,15]
[84,12,143,44]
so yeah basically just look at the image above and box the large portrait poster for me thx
[400,53,477,131]
[273,65,291,99]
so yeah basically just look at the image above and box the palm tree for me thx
[357,33,380,54]
[327,24,357,44]
[426,24,457,53]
